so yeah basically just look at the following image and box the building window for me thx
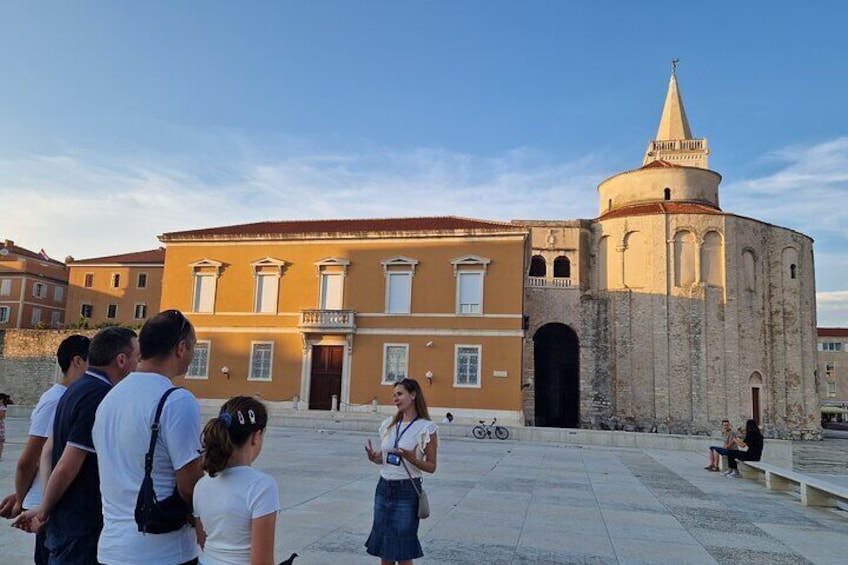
[827,381,837,398]
[664,187,672,201]
[31,308,42,325]
[254,274,279,314]
[821,342,843,352]
[33,282,47,298]
[382,344,409,384]
[134,303,147,319]
[386,272,412,314]
[137,273,148,288]
[110,273,121,288]
[81,303,93,318]
[186,341,211,379]
[84,273,94,288]
[0,279,10,296]
[790,264,797,279]
[106,304,118,319]
[554,256,571,278]
[0,306,9,323]
[529,255,546,277]
[193,274,217,313]
[51,311,62,327]
[455,345,481,388]
[54,286,64,302]
[248,342,274,381]
[457,272,483,314]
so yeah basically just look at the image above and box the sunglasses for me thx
[168,310,190,350]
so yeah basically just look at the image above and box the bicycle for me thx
[472,418,509,440]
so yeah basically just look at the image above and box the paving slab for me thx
[2,417,847,564]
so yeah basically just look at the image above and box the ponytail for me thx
[201,396,268,477]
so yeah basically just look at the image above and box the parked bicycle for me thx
[472,418,509,440]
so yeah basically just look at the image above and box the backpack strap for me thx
[144,387,182,477]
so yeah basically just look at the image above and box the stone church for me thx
[517,70,820,440]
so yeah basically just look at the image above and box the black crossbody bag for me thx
[134,386,191,534]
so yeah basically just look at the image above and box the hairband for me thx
[218,413,232,428]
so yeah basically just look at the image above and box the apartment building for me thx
[65,248,165,326]
[0,239,68,328]
[159,217,529,421]
[818,328,848,423]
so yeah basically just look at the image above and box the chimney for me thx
[3,239,13,247]
[65,255,75,264]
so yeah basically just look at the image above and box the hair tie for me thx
[218,413,232,428]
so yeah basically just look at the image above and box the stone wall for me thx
[0,329,97,404]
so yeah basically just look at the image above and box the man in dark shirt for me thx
[13,327,139,564]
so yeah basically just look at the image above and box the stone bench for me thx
[739,460,848,508]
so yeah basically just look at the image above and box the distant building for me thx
[65,248,165,326]
[159,218,527,419]
[817,328,848,423]
[0,239,68,329]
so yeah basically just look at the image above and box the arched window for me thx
[790,264,797,279]
[608,199,612,212]
[553,256,570,278]
[673,230,696,287]
[529,255,546,277]
[742,250,756,291]
[664,188,671,201]
[700,231,723,287]
[623,231,647,288]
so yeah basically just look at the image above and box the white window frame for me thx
[0,279,11,296]
[827,381,837,398]
[454,344,482,388]
[137,272,148,289]
[385,271,413,314]
[31,307,42,325]
[134,303,147,320]
[110,273,121,288]
[189,259,223,314]
[254,273,280,314]
[315,257,349,310]
[51,310,62,326]
[106,304,118,319]
[33,282,47,298]
[250,257,287,314]
[54,285,64,302]
[822,342,843,352]
[186,340,211,380]
[248,341,274,382]
[0,306,10,323]
[382,343,409,385]
[456,271,485,315]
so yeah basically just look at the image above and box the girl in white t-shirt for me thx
[194,396,280,565]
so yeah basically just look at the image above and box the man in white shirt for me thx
[0,335,90,565]
[93,309,204,565]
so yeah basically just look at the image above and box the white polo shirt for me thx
[23,383,67,509]
[93,372,202,565]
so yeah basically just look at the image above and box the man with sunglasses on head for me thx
[13,327,139,565]
[92,310,204,565]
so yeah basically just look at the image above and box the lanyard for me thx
[394,416,419,449]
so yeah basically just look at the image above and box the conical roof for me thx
[655,72,693,140]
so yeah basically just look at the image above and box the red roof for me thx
[69,248,165,265]
[641,160,681,169]
[818,328,848,337]
[161,216,523,240]
[598,202,723,221]
[0,240,65,266]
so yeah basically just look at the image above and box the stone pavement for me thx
[2,417,848,564]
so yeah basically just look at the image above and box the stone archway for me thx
[533,323,580,428]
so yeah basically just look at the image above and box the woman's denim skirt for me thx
[365,477,423,561]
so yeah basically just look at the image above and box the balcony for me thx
[299,309,356,333]
[526,276,573,289]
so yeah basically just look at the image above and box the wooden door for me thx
[309,345,344,410]
[752,387,761,426]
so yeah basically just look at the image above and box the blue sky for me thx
[2,2,848,324]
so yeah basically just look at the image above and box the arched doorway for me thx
[533,323,580,428]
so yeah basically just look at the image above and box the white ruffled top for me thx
[378,416,438,480]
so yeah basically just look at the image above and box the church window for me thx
[529,255,546,277]
[664,188,671,201]
[700,231,723,287]
[742,251,756,291]
[790,264,797,279]
[673,230,696,287]
[553,256,570,278]
[623,231,648,288]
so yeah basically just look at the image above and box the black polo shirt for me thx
[47,370,112,545]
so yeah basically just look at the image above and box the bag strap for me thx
[400,459,422,496]
[144,387,182,477]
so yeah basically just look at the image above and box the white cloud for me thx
[817,291,848,328]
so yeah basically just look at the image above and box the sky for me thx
[2,2,848,325]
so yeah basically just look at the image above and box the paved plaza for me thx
[2,417,848,564]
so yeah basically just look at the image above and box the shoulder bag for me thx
[400,459,430,519]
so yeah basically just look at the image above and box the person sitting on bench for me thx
[724,419,763,478]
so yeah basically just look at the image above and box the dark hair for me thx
[390,378,430,427]
[88,327,137,366]
[0,393,12,406]
[57,335,91,373]
[745,419,762,439]
[201,396,268,477]
[140,310,194,360]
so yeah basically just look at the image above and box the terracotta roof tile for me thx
[640,160,680,169]
[0,240,65,266]
[818,328,848,337]
[161,216,523,240]
[69,248,166,265]
[598,202,722,221]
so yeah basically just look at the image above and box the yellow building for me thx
[65,249,165,326]
[159,217,529,421]
[0,239,68,329]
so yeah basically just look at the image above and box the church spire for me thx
[643,61,709,169]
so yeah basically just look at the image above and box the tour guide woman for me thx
[364,378,438,564]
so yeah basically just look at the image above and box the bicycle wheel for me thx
[494,426,509,440]
[472,426,487,439]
